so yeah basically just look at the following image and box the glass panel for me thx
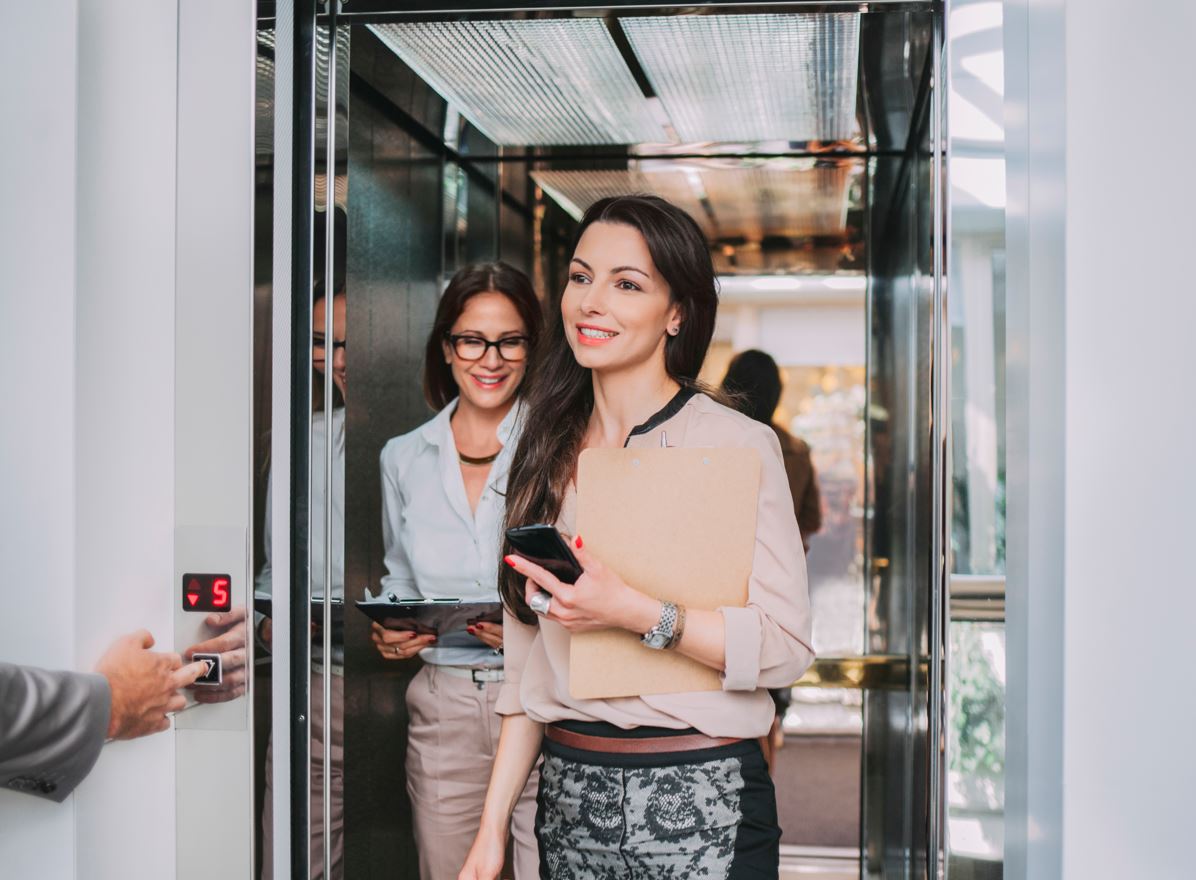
[252,19,350,879]
[251,28,275,879]
[947,1,1007,877]
[947,622,1006,877]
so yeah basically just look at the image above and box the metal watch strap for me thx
[642,600,678,649]
[665,604,687,650]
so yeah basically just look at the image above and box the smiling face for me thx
[313,293,347,397]
[561,222,682,376]
[443,290,529,413]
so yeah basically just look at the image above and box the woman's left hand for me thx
[505,537,659,634]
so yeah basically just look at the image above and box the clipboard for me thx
[354,597,503,648]
[570,446,761,699]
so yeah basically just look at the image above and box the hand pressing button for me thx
[192,653,222,687]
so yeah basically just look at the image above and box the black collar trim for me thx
[623,386,697,448]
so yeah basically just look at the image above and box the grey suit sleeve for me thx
[0,662,111,802]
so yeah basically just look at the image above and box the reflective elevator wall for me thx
[255,5,946,879]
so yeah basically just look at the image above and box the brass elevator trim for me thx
[794,654,927,690]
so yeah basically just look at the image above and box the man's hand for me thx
[95,631,207,740]
[185,606,249,704]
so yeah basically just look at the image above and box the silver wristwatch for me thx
[641,601,679,650]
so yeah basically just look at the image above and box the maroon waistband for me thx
[544,723,743,755]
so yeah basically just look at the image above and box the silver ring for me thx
[528,590,552,616]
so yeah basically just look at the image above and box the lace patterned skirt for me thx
[535,722,780,880]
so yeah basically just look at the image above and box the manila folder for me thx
[570,447,760,700]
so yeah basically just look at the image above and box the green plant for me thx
[950,624,1005,781]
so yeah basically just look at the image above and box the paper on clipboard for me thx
[570,447,760,699]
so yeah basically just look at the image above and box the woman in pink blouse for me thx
[459,195,815,880]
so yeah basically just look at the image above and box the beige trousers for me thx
[261,671,344,880]
[406,664,540,880]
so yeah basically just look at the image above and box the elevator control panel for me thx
[182,573,233,612]
[174,526,246,731]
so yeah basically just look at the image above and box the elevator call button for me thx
[192,653,222,686]
[182,573,232,612]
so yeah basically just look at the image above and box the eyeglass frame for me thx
[445,332,531,362]
[312,333,346,362]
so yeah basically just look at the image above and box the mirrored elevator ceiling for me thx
[365,11,871,277]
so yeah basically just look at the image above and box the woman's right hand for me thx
[370,622,436,660]
[457,827,507,880]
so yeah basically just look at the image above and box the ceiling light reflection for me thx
[368,20,666,146]
[622,13,861,143]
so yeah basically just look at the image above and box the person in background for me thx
[721,348,822,769]
[721,349,822,553]
[371,262,543,880]
[1,633,206,801]
[459,196,814,880]
[253,284,347,880]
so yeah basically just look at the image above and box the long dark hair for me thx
[501,195,718,621]
[721,349,782,425]
[423,262,543,410]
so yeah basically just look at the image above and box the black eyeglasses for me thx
[312,335,346,360]
[447,333,529,362]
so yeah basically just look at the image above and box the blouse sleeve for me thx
[379,445,419,600]
[495,608,537,716]
[718,422,816,691]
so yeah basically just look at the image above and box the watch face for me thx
[644,631,670,650]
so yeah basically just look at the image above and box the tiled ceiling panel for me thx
[532,163,858,241]
[531,169,711,233]
[369,20,667,146]
[620,13,861,144]
[697,165,857,240]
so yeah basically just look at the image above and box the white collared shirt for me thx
[257,407,345,669]
[379,400,522,667]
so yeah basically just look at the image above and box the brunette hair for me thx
[500,194,718,621]
[422,262,543,411]
[721,349,782,425]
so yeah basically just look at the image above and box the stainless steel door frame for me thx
[275,4,953,878]
[269,1,317,877]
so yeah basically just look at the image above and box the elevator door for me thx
[261,3,948,879]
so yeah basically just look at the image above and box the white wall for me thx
[1005,1,1196,878]
[1060,1,1196,876]
[2,1,254,877]
[715,303,867,366]
[72,0,181,876]
[0,2,80,876]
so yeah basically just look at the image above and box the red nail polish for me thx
[467,626,476,633]
[575,535,584,549]
[504,555,516,567]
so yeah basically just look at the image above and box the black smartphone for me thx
[505,524,584,584]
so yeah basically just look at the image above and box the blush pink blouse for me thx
[495,392,815,739]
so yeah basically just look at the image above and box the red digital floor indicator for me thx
[181,574,233,612]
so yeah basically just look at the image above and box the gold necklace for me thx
[458,448,501,466]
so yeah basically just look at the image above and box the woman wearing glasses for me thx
[372,262,543,880]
